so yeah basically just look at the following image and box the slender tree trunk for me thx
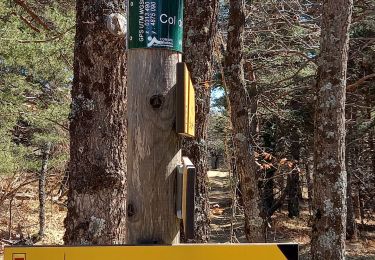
[353,189,360,219]
[287,167,300,218]
[369,125,375,178]
[224,0,264,242]
[346,165,358,240]
[366,94,375,185]
[214,156,219,169]
[277,174,286,214]
[306,157,313,216]
[64,1,127,245]
[346,108,358,240]
[288,126,300,218]
[311,0,353,259]
[263,167,275,219]
[358,186,365,225]
[262,121,276,219]
[183,0,218,242]
[8,197,13,240]
[38,142,51,238]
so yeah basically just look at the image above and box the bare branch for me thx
[13,0,52,31]
[347,73,375,92]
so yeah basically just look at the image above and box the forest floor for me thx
[208,170,375,259]
[0,171,374,259]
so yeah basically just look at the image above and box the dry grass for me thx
[0,197,66,245]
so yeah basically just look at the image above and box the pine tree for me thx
[63,0,127,245]
[311,0,353,258]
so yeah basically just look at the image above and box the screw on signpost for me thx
[126,0,184,244]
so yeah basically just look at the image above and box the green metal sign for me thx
[128,0,183,52]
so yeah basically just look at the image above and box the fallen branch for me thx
[0,178,38,205]
[347,74,375,92]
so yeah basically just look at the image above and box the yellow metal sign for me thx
[176,62,195,137]
[5,244,297,260]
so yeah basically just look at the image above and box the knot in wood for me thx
[127,203,136,218]
[150,95,165,109]
[106,13,127,36]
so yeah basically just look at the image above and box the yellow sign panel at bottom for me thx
[5,244,297,260]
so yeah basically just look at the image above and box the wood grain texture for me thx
[127,49,181,244]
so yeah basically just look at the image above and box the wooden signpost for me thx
[126,0,184,245]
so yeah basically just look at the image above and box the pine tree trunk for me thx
[287,168,300,218]
[358,187,365,225]
[38,142,51,238]
[183,0,218,242]
[288,126,300,218]
[263,167,275,219]
[311,0,353,258]
[64,0,127,245]
[346,165,358,240]
[366,96,375,186]
[306,157,313,216]
[346,108,358,240]
[353,189,360,219]
[262,121,276,219]
[224,0,264,242]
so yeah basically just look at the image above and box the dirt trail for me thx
[208,171,245,243]
[207,170,375,259]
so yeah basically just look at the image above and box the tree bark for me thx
[358,187,365,225]
[288,126,300,218]
[287,168,300,218]
[346,164,358,240]
[353,189,360,219]
[346,108,358,240]
[306,158,313,216]
[38,142,51,238]
[224,0,264,242]
[263,166,275,219]
[262,121,276,219]
[311,0,353,259]
[366,94,375,189]
[182,0,218,243]
[64,0,127,245]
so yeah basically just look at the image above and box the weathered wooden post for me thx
[126,0,184,244]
